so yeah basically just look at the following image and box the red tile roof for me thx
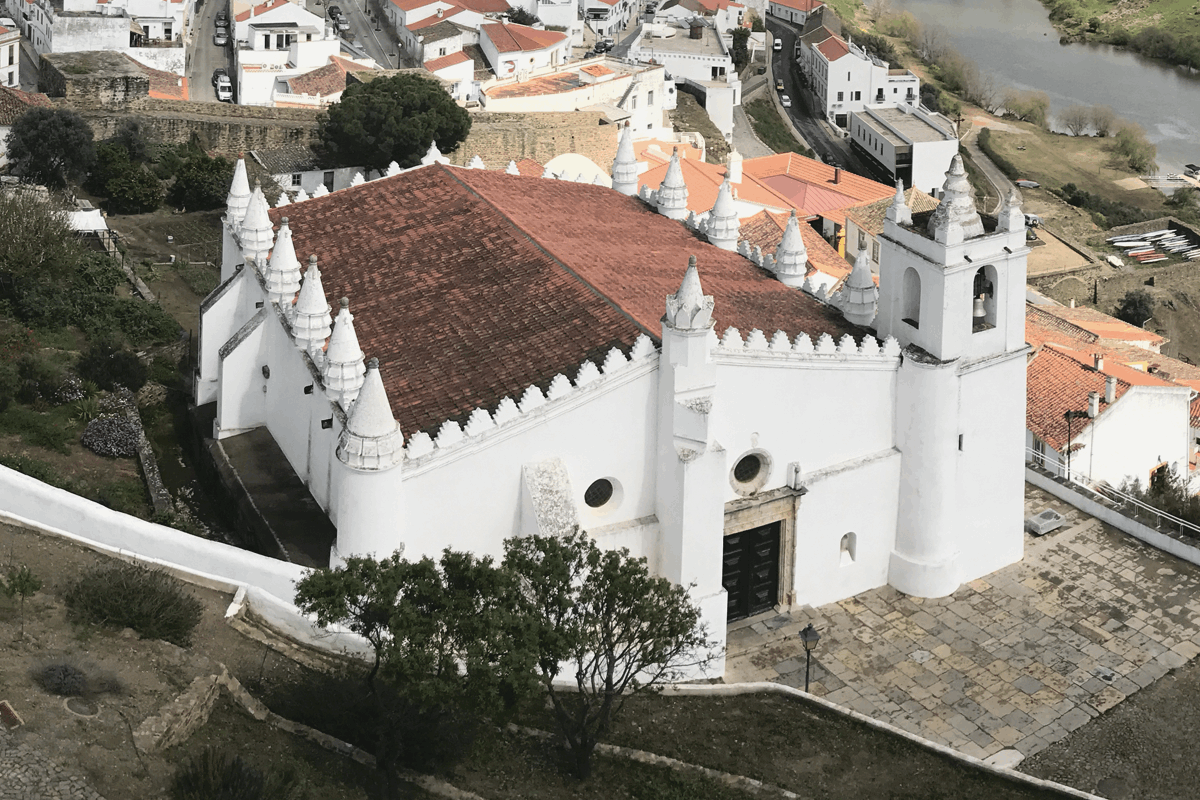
[743,153,893,227]
[0,86,53,126]
[1035,304,1166,347]
[513,157,543,175]
[234,0,290,23]
[738,209,852,286]
[388,0,440,10]
[1026,345,1133,451]
[409,7,466,28]
[126,55,189,100]
[638,156,792,214]
[581,64,614,77]
[770,0,822,10]
[269,165,860,435]
[815,35,850,61]
[456,0,509,11]
[287,57,374,97]
[482,22,566,53]
[424,50,472,71]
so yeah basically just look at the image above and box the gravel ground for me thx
[1020,656,1200,799]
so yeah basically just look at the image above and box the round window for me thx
[730,450,771,496]
[584,478,615,508]
[733,454,762,484]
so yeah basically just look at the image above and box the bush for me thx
[1114,289,1154,327]
[1052,183,1155,229]
[32,661,88,696]
[14,353,73,406]
[169,153,234,211]
[171,748,300,800]
[105,167,163,215]
[76,341,149,391]
[80,414,141,458]
[65,562,203,646]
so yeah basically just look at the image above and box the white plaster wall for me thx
[710,357,899,502]
[216,313,268,436]
[398,364,660,563]
[1074,387,1192,489]
[793,449,900,608]
[480,32,569,77]
[275,167,359,195]
[198,270,255,407]
[54,15,129,52]
[126,45,186,74]
[911,137,957,197]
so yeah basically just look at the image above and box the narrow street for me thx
[186,0,232,103]
[331,0,398,68]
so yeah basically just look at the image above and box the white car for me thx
[780,94,792,108]
[773,39,782,52]
[215,76,233,102]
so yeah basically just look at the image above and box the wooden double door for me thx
[722,522,781,622]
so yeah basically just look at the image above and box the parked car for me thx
[1015,179,1040,189]
[215,75,232,102]
[335,16,350,31]
[215,9,227,24]
[775,79,784,91]
[1024,213,1042,228]
[773,39,782,51]
[213,29,228,45]
[780,94,791,108]
[327,4,341,17]
[211,67,227,86]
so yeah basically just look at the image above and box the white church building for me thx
[196,130,1030,674]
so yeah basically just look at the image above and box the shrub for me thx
[80,414,141,458]
[168,153,234,211]
[110,299,180,346]
[1114,289,1154,327]
[76,341,148,392]
[65,562,203,646]
[170,748,300,800]
[33,661,88,696]
[15,353,71,406]
[105,167,164,215]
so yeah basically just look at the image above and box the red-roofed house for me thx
[0,85,52,166]
[1025,304,1193,489]
[480,21,568,75]
[797,25,918,130]
[199,147,1032,663]
[275,55,375,106]
[637,150,792,217]
[767,0,822,24]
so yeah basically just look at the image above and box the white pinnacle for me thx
[655,148,689,221]
[265,217,302,307]
[239,183,275,265]
[293,255,332,357]
[611,124,639,196]
[337,358,404,471]
[324,297,367,408]
[665,255,714,330]
[506,160,521,175]
[225,157,251,227]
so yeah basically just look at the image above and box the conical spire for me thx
[726,147,743,183]
[468,155,486,169]
[337,358,404,471]
[997,186,1024,233]
[225,157,251,227]
[664,255,714,330]
[704,178,739,251]
[885,180,912,226]
[655,147,689,221]
[611,124,639,196]
[324,297,367,409]
[293,255,332,358]
[265,217,302,307]
[385,161,402,177]
[772,210,809,287]
[505,160,521,175]
[927,154,983,244]
[840,248,878,326]
[239,183,275,265]
[422,141,449,165]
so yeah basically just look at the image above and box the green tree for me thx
[1112,121,1157,173]
[1113,289,1154,327]
[503,529,713,780]
[294,549,537,798]
[0,190,83,283]
[505,7,538,24]
[318,73,471,172]
[746,9,765,31]
[731,27,751,71]
[4,107,97,189]
[3,565,43,637]
[168,153,234,210]
[106,167,163,214]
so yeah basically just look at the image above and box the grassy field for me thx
[1042,0,1200,40]
[745,98,814,157]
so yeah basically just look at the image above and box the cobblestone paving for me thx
[0,726,106,800]
[725,485,1200,761]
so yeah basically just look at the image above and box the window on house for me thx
[291,173,302,186]
[439,46,447,55]
[8,44,14,66]
[307,33,312,41]
[857,230,866,250]
[164,22,172,38]
[871,240,879,262]
[902,267,921,329]
[647,90,653,104]
[323,170,334,190]
[893,87,897,93]
[263,34,271,48]
[836,91,843,101]
[846,71,850,80]
[853,90,861,100]
[276,33,285,49]
[631,96,637,108]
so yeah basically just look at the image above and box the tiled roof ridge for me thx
[1041,343,1134,390]
[1026,305,1099,348]
[403,335,659,462]
[441,165,660,340]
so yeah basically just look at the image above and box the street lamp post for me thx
[1063,409,1089,482]
[800,623,820,693]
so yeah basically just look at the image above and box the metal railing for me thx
[1025,447,1200,541]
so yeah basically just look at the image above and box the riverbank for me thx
[1034,0,1200,68]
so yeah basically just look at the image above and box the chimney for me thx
[834,167,841,184]
[1088,391,1100,418]
[437,7,442,15]
[1093,353,1104,371]
[1105,375,1117,404]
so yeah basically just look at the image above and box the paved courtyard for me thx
[726,484,1200,761]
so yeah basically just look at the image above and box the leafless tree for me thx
[866,0,893,23]
[1059,104,1092,136]
[918,23,948,62]
[1002,89,1049,127]
[1091,105,1116,137]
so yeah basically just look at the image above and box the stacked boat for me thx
[1107,228,1200,262]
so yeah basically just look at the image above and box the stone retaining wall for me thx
[132,674,221,754]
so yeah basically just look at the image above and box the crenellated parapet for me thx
[714,327,901,364]
[403,334,660,467]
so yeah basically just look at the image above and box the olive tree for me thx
[503,529,714,780]
[4,107,96,188]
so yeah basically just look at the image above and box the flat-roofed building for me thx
[848,104,957,196]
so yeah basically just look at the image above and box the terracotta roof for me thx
[636,139,703,163]
[286,57,373,97]
[1035,304,1166,347]
[268,165,860,436]
[844,188,939,237]
[482,22,566,53]
[799,24,836,47]
[739,209,852,286]
[815,35,850,61]
[1026,345,1136,451]
[744,153,894,227]
[0,86,53,126]
[424,50,472,71]
[234,0,290,22]
[388,0,440,10]
[409,8,466,29]
[581,64,614,77]
[1025,305,1095,351]
[128,55,189,100]
[455,0,509,11]
[484,67,626,98]
[638,156,792,214]
[0,25,11,34]
[770,0,822,10]
[514,157,543,175]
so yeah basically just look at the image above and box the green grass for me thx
[174,263,221,297]
[822,0,861,25]
[745,98,815,157]
[0,404,79,454]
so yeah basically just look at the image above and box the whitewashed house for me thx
[1,22,19,87]
[250,145,362,196]
[766,0,821,25]
[479,20,568,76]
[799,28,918,130]
[848,105,957,196]
[197,138,1030,676]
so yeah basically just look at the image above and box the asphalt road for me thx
[767,19,874,178]
[187,0,232,103]
[326,0,398,68]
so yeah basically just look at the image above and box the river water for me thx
[892,0,1200,173]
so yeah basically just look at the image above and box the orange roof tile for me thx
[638,156,793,214]
[388,0,439,10]
[844,187,939,237]
[743,153,894,227]
[739,210,852,286]
[635,139,703,164]
[482,22,566,53]
[1027,345,1132,451]
[234,0,289,22]
[286,56,373,97]
[455,0,508,11]
[0,86,53,126]
[581,64,614,77]
[770,0,822,9]
[514,158,543,176]
[1035,304,1166,347]
[268,165,861,436]
[424,50,472,71]
[409,7,465,28]
[815,35,850,61]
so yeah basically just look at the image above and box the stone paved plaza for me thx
[0,727,104,800]
[726,484,1200,761]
